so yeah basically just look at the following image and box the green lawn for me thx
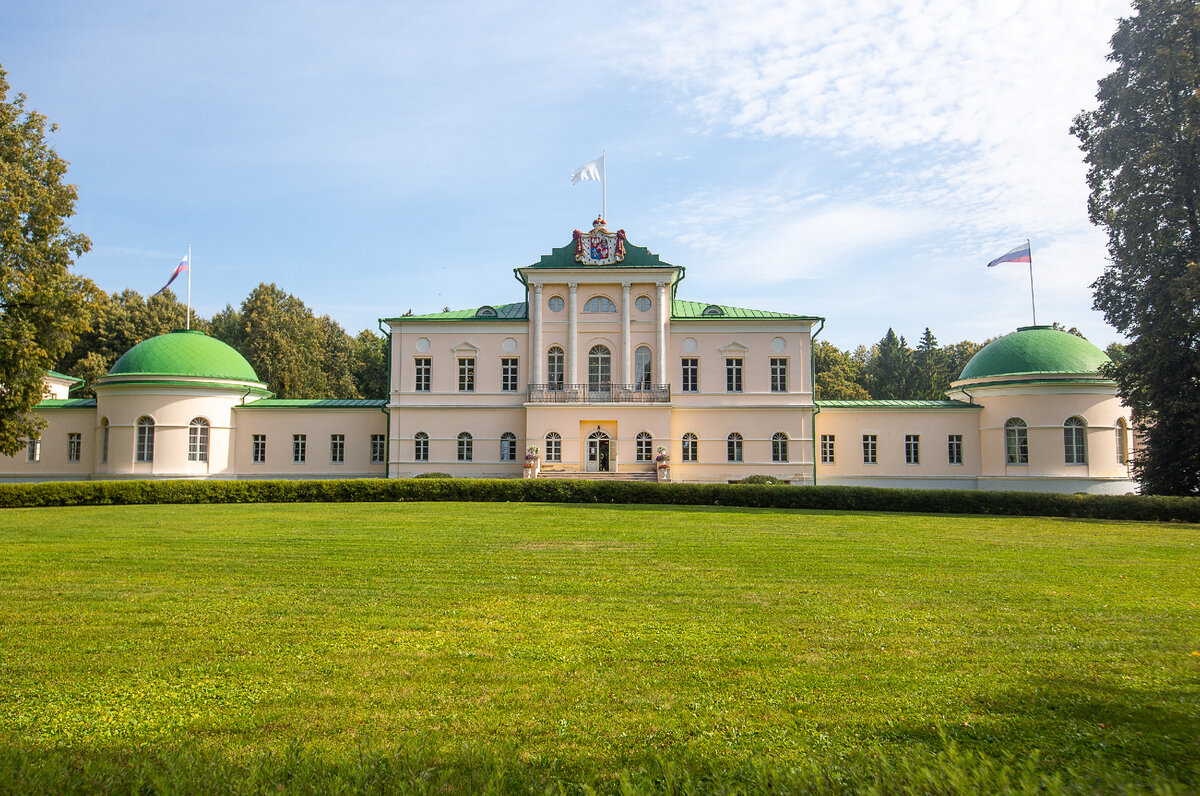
[1,502,1197,793]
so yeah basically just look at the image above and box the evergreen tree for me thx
[866,329,913,399]
[1072,0,1200,493]
[0,66,95,455]
[914,327,949,399]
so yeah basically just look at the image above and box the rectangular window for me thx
[725,358,743,393]
[863,434,877,464]
[414,358,431,392]
[458,358,475,392]
[501,358,518,392]
[293,434,307,464]
[330,434,345,464]
[905,434,920,465]
[27,438,40,463]
[681,358,698,392]
[67,433,81,463]
[370,434,385,464]
[252,434,267,464]
[948,434,963,465]
[770,358,788,392]
[547,350,564,389]
[820,434,835,464]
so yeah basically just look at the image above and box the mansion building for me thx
[1,220,1136,494]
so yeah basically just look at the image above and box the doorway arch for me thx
[586,429,611,472]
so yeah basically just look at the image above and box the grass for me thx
[0,502,1197,793]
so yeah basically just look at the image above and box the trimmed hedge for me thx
[0,477,1198,522]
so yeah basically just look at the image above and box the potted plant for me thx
[655,446,670,468]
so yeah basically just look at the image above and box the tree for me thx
[813,341,870,400]
[865,329,914,399]
[913,327,949,400]
[57,287,199,394]
[0,66,95,455]
[1072,0,1200,494]
[350,329,388,399]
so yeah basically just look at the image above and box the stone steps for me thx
[537,470,659,482]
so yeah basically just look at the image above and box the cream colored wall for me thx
[391,406,526,477]
[668,407,814,482]
[233,408,386,477]
[92,386,241,478]
[389,322,530,407]
[814,408,982,483]
[0,409,95,481]
[525,404,673,472]
[668,324,813,403]
[954,384,1133,481]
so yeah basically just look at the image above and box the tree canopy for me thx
[1072,0,1200,494]
[0,66,95,456]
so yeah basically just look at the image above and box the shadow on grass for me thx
[869,675,1199,789]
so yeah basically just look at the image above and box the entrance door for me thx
[586,431,611,472]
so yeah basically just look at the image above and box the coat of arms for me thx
[573,217,626,265]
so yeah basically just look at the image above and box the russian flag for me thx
[154,255,189,296]
[987,242,1031,268]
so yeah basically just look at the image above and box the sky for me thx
[3,0,1133,350]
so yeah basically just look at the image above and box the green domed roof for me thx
[957,326,1110,382]
[107,330,261,382]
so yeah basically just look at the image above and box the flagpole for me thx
[186,244,192,331]
[1027,237,1036,326]
[601,149,607,221]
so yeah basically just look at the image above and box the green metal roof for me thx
[106,330,262,382]
[46,370,83,384]
[525,236,673,269]
[238,398,386,409]
[34,398,97,409]
[818,399,979,409]
[385,302,528,323]
[671,300,819,321]
[957,326,1110,382]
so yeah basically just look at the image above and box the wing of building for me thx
[0,219,1136,493]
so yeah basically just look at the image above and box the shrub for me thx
[738,475,787,485]
[0,478,1197,523]
[413,472,453,479]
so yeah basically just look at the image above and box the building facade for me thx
[0,220,1137,493]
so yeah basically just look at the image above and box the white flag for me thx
[571,155,604,184]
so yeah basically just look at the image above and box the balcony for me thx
[528,383,671,403]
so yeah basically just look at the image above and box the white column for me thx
[532,283,543,384]
[656,281,668,384]
[568,282,579,385]
[621,281,632,385]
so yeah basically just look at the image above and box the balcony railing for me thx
[528,383,671,403]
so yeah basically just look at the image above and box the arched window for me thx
[188,417,210,462]
[475,305,498,317]
[457,432,473,462]
[414,431,429,462]
[588,345,611,388]
[1004,418,1028,465]
[135,417,155,463]
[100,418,109,464]
[702,304,724,316]
[636,431,653,462]
[1115,418,1128,465]
[500,432,518,461]
[682,432,698,462]
[545,431,561,462]
[727,432,743,463]
[547,346,564,388]
[634,346,652,389]
[1064,416,1087,465]
[772,432,789,463]
[583,296,616,313]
